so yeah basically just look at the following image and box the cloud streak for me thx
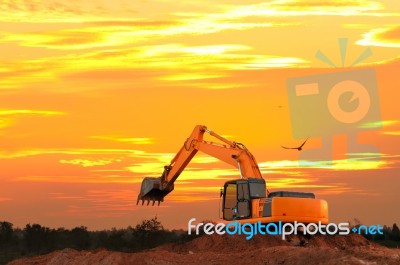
[0,197,12,202]
[0,109,64,116]
[357,26,400,48]
[50,189,137,217]
[90,136,154,145]
[59,158,121,168]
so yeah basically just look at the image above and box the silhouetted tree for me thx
[391,223,400,241]
[0,221,14,247]
[135,216,164,232]
[24,224,47,252]
[133,217,168,250]
[70,226,90,250]
[105,228,127,251]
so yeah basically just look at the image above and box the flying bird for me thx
[281,137,309,151]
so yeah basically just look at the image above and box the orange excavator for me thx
[137,125,328,224]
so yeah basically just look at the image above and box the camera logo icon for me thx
[327,79,370,124]
[286,68,381,164]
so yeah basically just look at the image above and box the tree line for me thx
[0,219,399,264]
[0,217,192,265]
[359,223,400,247]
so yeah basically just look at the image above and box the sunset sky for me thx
[0,0,399,230]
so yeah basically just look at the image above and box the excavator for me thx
[137,125,328,224]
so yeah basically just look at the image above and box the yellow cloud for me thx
[178,168,238,180]
[1,21,274,50]
[0,109,64,116]
[59,158,121,167]
[0,148,134,159]
[259,156,389,171]
[1,0,391,25]
[0,58,58,89]
[2,28,111,49]
[126,164,235,180]
[0,0,140,22]
[259,160,299,168]
[302,158,388,170]
[0,118,13,129]
[241,57,309,68]
[0,42,309,90]
[159,73,226,81]
[128,44,307,71]
[357,26,400,48]
[90,135,154,144]
[332,159,387,170]
[382,131,400,135]
[17,174,141,184]
[126,162,169,175]
[186,82,257,90]
[128,151,220,164]
[176,0,390,19]
[381,120,400,127]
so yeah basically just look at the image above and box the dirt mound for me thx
[306,233,371,249]
[160,233,371,253]
[159,233,289,253]
[8,234,400,265]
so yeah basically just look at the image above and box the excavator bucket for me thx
[136,177,173,206]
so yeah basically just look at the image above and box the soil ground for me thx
[8,233,400,265]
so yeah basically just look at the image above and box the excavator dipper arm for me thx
[136,125,262,206]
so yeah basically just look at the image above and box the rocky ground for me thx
[8,233,400,265]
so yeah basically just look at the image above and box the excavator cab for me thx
[222,178,266,220]
[221,178,328,224]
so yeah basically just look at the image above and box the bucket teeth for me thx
[136,199,161,206]
[136,197,162,206]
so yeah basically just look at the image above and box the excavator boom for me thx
[136,125,262,205]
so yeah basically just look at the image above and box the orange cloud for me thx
[0,197,12,202]
[50,189,137,217]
